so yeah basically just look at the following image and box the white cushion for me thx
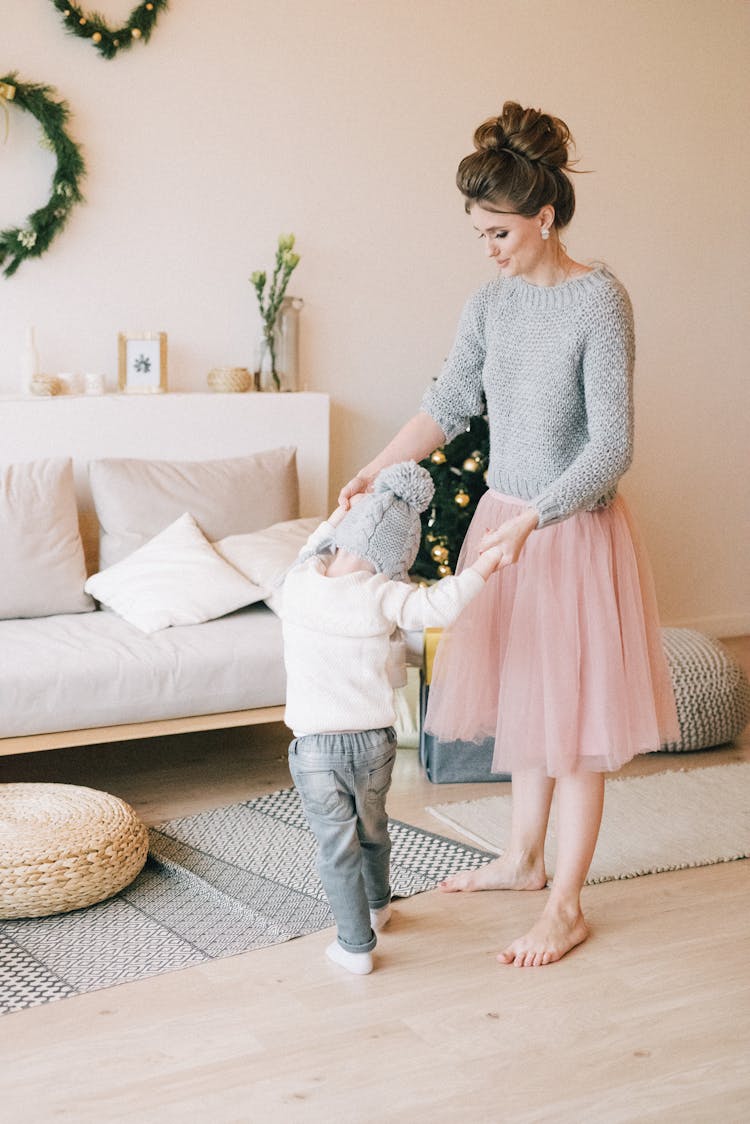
[0,604,286,737]
[0,458,94,619]
[85,513,264,633]
[214,516,321,613]
[89,448,299,568]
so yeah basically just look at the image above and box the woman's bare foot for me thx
[438,852,547,893]
[497,903,589,967]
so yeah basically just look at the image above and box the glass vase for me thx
[255,296,303,392]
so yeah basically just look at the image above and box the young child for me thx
[280,460,506,975]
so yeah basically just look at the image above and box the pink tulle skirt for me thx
[424,491,680,778]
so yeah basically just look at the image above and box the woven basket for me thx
[207,366,253,393]
[0,783,149,919]
[29,374,62,397]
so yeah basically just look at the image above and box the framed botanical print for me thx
[118,331,167,393]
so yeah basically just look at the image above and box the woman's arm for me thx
[339,287,489,508]
[338,411,446,508]
[530,283,635,526]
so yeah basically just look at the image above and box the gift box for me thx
[418,628,510,784]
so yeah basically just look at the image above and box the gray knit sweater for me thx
[421,266,635,527]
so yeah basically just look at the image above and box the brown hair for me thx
[456,101,577,228]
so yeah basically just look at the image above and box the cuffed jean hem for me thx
[368,889,392,911]
[337,931,377,954]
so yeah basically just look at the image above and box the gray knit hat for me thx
[333,461,434,581]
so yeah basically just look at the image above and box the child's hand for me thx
[480,544,507,571]
[470,543,507,580]
[327,505,348,528]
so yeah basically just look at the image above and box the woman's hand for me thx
[338,473,373,510]
[478,507,539,566]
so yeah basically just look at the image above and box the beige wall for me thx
[2,0,748,633]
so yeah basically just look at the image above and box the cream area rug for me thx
[427,763,750,885]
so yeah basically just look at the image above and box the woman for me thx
[339,101,679,967]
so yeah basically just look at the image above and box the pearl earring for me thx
[541,227,550,241]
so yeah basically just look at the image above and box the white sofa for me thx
[0,392,329,757]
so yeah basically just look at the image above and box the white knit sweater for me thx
[280,522,486,736]
[421,266,635,527]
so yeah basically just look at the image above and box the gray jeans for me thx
[288,727,397,953]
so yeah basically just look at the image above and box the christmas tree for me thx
[411,414,489,581]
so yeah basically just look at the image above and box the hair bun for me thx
[474,100,572,169]
[374,461,434,513]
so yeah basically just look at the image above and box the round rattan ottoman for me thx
[0,783,149,919]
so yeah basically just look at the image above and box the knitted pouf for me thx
[661,629,750,752]
[0,783,149,919]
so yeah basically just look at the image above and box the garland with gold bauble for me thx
[0,74,85,278]
[51,0,168,59]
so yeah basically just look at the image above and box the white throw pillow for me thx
[85,513,266,634]
[0,458,94,619]
[214,516,321,613]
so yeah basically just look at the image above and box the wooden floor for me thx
[2,639,749,1124]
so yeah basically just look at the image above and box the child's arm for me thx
[296,505,346,560]
[466,544,507,581]
[380,545,506,632]
[326,505,347,529]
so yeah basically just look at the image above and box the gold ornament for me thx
[462,456,480,473]
[437,563,452,577]
[52,1,166,59]
[454,490,470,508]
[430,449,446,465]
[430,544,449,563]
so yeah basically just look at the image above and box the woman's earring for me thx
[541,227,550,241]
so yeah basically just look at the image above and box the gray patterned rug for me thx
[0,787,492,1016]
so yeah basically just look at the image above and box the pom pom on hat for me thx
[373,460,434,512]
[333,460,434,581]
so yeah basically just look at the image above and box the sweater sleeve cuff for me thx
[418,395,466,445]
[530,495,565,528]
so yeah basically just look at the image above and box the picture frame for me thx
[118,331,168,393]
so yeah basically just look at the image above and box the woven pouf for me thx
[661,629,750,752]
[0,783,149,920]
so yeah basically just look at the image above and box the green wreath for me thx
[51,1,169,59]
[0,74,85,278]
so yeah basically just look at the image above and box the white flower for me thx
[55,182,73,199]
[18,229,37,250]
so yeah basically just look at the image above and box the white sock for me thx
[370,904,393,932]
[326,941,374,975]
